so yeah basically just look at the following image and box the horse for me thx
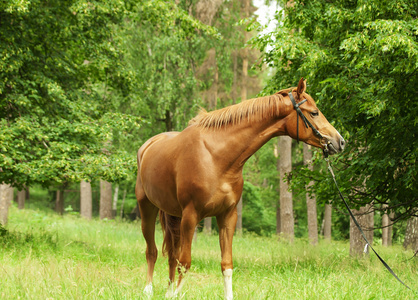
[135,78,345,299]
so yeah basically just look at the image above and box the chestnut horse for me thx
[135,78,345,299]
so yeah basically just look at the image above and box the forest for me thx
[0,0,417,291]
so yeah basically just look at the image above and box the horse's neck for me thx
[202,113,290,173]
[236,118,288,165]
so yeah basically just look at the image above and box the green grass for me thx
[1,206,417,299]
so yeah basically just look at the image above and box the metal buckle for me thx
[323,143,329,158]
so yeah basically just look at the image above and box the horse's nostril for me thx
[340,138,346,150]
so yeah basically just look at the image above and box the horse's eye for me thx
[310,111,319,117]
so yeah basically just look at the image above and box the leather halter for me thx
[288,91,329,156]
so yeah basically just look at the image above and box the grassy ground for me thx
[1,206,417,299]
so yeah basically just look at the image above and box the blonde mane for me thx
[190,89,291,129]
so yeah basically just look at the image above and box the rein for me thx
[325,158,412,291]
[289,90,413,291]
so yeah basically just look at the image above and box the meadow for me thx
[1,206,416,300]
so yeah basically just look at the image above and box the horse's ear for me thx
[296,78,306,96]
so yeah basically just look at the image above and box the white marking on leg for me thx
[174,278,186,297]
[165,282,176,298]
[144,283,153,298]
[223,269,233,300]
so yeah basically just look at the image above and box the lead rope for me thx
[325,156,412,291]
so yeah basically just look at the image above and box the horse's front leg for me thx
[216,206,238,300]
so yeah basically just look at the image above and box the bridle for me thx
[288,90,329,157]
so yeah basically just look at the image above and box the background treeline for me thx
[1,0,417,253]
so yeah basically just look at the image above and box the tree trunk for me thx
[381,204,393,247]
[17,188,26,209]
[204,217,212,234]
[212,51,218,110]
[100,179,113,219]
[387,211,394,246]
[55,189,64,215]
[278,136,294,242]
[237,0,249,233]
[80,180,92,220]
[193,227,198,243]
[350,204,374,256]
[323,203,332,240]
[241,52,248,102]
[26,187,30,208]
[112,184,119,217]
[0,184,13,226]
[240,0,249,103]
[403,216,418,251]
[232,51,238,103]
[276,206,281,235]
[165,110,173,132]
[236,197,243,235]
[303,144,318,245]
[120,189,127,219]
[366,203,374,245]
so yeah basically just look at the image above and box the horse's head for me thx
[285,78,345,155]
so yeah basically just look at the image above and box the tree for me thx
[80,181,92,220]
[403,216,418,252]
[100,180,112,220]
[381,204,394,247]
[0,184,13,226]
[55,189,64,215]
[0,0,156,223]
[203,217,212,235]
[0,0,141,193]
[0,0,142,195]
[16,188,25,209]
[350,204,374,257]
[303,144,318,245]
[121,1,215,137]
[235,0,250,235]
[323,203,332,240]
[253,0,418,224]
[278,136,294,242]
[112,184,119,217]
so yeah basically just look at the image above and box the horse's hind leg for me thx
[137,193,159,296]
[160,213,181,297]
[171,206,199,296]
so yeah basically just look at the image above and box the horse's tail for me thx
[159,210,181,258]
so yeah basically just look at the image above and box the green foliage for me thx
[0,0,142,188]
[252,0,418,220]
[242,181,276,235]
[242,140,279,235]
[118,0,217,135]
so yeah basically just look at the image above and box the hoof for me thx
[144,284,153,298]
[165,282,177,298]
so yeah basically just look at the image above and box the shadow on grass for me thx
[0,224,59,254]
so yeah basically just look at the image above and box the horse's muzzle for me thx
[325,134,345,155]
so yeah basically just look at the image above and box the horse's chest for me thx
[214,182,241,208]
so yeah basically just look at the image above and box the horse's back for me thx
[137,131,180,163]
